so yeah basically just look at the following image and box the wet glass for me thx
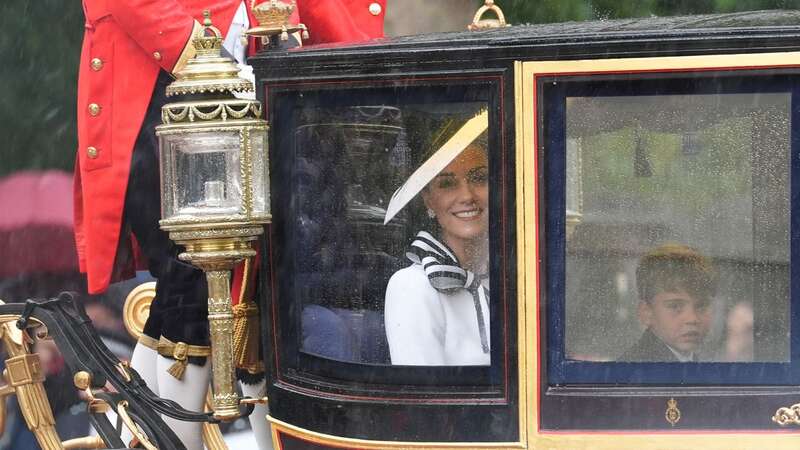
[564,92,790,363]
[250,131,270,216]
[160,130,243,220]
[284,100,491,366]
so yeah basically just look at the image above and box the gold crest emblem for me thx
[665,398,681,426]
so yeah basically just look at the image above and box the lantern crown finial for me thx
[192,10,225,57]
[165,10,253,97]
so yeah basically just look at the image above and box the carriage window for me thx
[546,78,794,384]
[280,92,493,368]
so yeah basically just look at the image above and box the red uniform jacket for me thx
[75,0,386,294]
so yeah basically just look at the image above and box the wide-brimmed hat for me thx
[383,109,488,224]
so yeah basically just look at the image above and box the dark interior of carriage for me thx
[271,85,495,372]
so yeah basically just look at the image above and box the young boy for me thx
[619,243,717,362]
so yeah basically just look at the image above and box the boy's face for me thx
[638,289,712,355]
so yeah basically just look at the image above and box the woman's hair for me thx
[636,243,718,303]
[470,131,489,152]
[418,117,488,167]
[419,132,488,199]
[402,110,489,235]
[416,133,489,236]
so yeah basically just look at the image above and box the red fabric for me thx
[75,0,243,294]
[230,250,260,307]
[231,262,244,307]
[75,0,386,294]
[297,0,385,45]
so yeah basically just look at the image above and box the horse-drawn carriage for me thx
[6,3,800,449]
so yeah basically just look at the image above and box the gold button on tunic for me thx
[369,2,382,15]
[88,103,101,117]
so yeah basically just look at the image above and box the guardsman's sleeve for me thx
[297,0,386,45]
[106,0,204,74]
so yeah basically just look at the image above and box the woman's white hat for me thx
[383,109,488,225]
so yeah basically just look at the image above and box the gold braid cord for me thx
[137,334,159,351]
[156,337,211,380]
[0,317,63,449]
[232,257,264,374]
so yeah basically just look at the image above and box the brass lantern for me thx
[156,12,268,420]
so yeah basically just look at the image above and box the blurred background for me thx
[1,0,799,447]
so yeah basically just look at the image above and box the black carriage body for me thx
[250,10,800,448]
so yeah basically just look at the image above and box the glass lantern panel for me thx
[159,133,177,219]
[249,128,269,216]
[162,130,243,220]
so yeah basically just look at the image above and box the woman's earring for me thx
[427,208,436,219]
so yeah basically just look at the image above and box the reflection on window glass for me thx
[291,101,491,366]
[565,93,789,363]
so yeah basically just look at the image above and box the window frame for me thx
[265,76,514,403]
[516,54,800,436]
[543,74,796,385]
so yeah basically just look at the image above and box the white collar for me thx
[666,344,695,362]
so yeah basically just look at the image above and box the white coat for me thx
[384,263,490,366]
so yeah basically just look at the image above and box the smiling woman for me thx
[422,142,490,261]
[383,111,491,366]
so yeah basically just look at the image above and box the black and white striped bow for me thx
[406,231,489,353]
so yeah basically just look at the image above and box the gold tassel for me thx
[232,257,263,374]
[157,339,207,381]
[167,359,188,380]
[232,299,262,373]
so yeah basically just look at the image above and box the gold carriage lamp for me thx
[156,11,269,420]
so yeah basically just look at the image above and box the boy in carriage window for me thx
[619,243,718,363]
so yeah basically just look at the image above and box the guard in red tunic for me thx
[74,1,385,448]
[75,0,386,295]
